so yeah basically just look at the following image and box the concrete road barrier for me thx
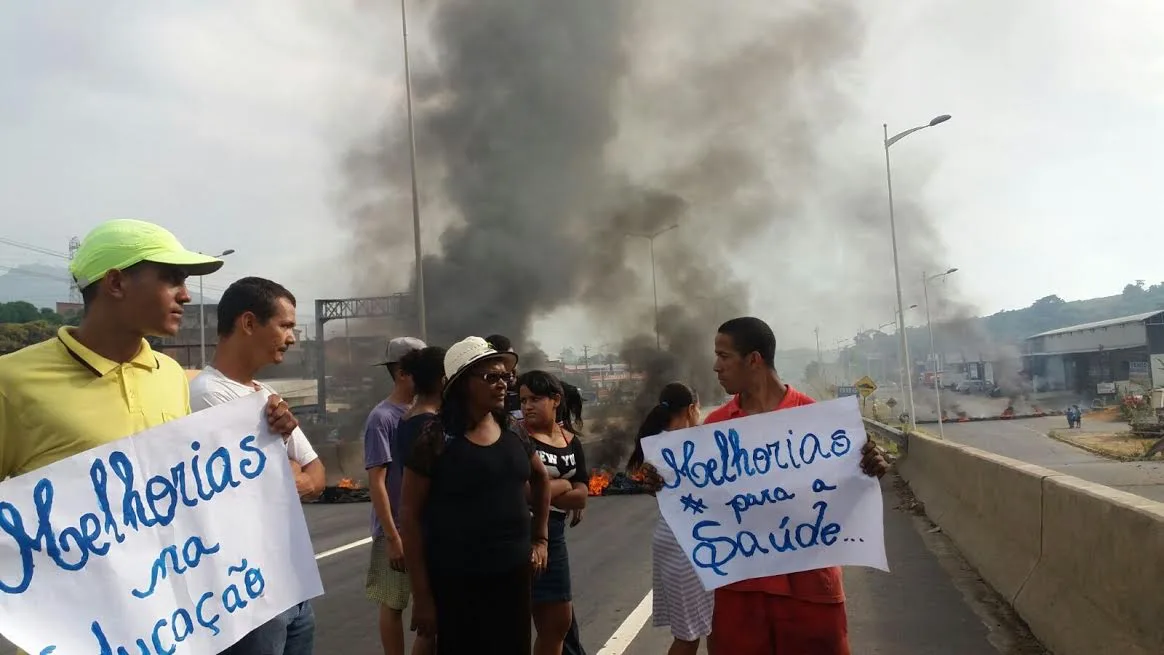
[1015,476,1164,655]
[863,420,907,453]
[866,418,1164,655]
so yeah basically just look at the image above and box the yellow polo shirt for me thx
[0,326,191,480]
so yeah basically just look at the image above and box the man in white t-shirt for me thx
[188,276,324,655]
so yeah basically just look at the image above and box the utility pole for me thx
[198,248,234,368]
[344,317,353,366]
[401,0,426,341]
[884,115,950,431]
[923,267,958,438]
[582,345,590,388]
[835,338,853,384]
[67,237,81,304]
[625,225,678,350]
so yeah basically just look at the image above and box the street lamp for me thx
[199,248,234,368]
[894,303,918,414]
[923,267,958,438]
[868,322,895,379]
[884,113,951,431]
[834,337,853,384]
[626,224,678,349]
[401,0,426,341]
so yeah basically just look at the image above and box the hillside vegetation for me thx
[979,281,1164,343]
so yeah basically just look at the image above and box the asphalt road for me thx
[0,477,1044,655]
[938,416,1164,502]
[303,477,1045,654]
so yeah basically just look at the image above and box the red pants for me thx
[711,589,849,655]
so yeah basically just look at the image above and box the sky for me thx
[1,0,1161,354]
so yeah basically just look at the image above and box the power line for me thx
[0,236,228,294]
[0,237,69,259]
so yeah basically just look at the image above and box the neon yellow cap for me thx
[69,219,225,290]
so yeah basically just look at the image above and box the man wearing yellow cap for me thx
[0,218,299,482]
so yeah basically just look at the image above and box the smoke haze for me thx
[339,0,970,420]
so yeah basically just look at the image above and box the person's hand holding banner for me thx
[640,396,889,590]
[0,393,323,655]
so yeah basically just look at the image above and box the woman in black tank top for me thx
[518,371,590,655]
[400,338,552,655]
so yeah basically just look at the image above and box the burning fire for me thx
[336,478,362,490]
[588,467,653,496]
[589,470,611,496]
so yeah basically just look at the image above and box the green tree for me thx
[0,301,76,327]
[0,301,42,324]
[0,320,57,354]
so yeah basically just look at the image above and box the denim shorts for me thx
[218,601,315,655]
[532,514,571,604]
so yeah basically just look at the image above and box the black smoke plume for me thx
[340,0,952,455]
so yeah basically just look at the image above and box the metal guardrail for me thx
[863,417,908,453]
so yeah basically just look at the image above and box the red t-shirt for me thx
[702,386,845,604]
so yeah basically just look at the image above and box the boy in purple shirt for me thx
[364,336,426,655]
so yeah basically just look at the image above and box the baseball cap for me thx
[70,219,225,290]
[375,336,427,366]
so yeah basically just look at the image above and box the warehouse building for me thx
[1023,310,1164,396]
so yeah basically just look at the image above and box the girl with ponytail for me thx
[627,383,714,655]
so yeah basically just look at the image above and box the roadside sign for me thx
[837,385,859,398]
[855,375,878,398]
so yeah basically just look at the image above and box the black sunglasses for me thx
[473,371,514,386]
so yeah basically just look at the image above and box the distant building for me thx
[1023,310,1164,395]
[153,303,220,367]
[560,362,641,388]
[55,302,82,317]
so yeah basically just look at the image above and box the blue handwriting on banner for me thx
[132,536,222,599]
[691,498,843,576]
[0,435,267,595]
[659,428,851,490]
[37,557,267,655]
[725,485,796,524]
[725,478,840,524]
[680,495,708,515]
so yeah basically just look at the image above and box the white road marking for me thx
[314,536,373,561]
[596,590,653,655]
[311,536,656,654]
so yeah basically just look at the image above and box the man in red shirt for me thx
[706,316,889,655]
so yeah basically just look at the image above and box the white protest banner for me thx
[0,392,323,655]
[640,396,888,590]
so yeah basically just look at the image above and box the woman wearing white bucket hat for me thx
[400,336,552,655]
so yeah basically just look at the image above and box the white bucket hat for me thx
[443,336,519,396]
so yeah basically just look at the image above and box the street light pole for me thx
[834,338,852,385]
[892,304,917,423]
[815,327,822,366]
[883,114,951,431]
[649,238,663,349]
[401,0,426,341]
[627,224,678,350]
[199,248,235,368]
[923,267,958,438]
